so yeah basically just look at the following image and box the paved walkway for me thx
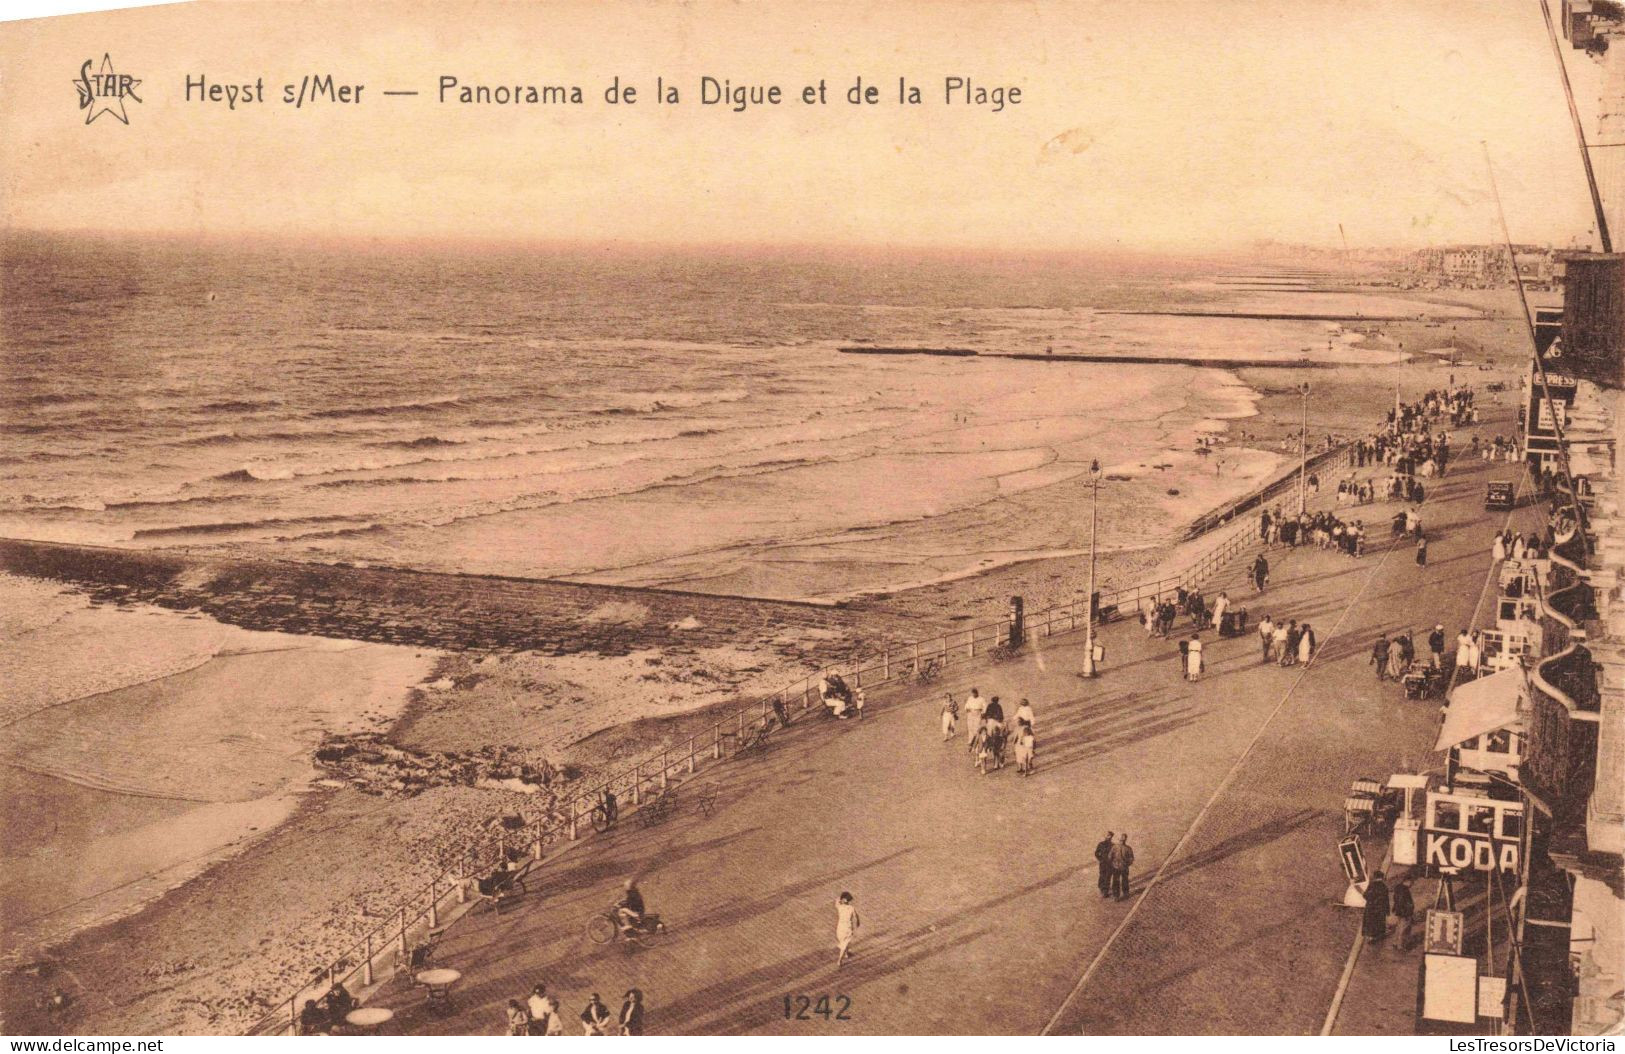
[374,418,1530,1036]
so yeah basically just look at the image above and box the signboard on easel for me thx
[1339,837,1368,884]
[1425,909,1465,956]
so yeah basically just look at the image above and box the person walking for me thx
[618,990,644,1036]
[835,892,861,967]
[1454,629,1473,675]
[940,693,958,741]
[1094,832,1115,898]
[1391,879,1417,950]
[1428,625,1445,669]
[1362,871,1391,945]
[1252,554,1269,593]
[1371,635,1391,681]
[1281,620,1300,667]
[1107,833,1135,901]
[1259,614,1276,663]
[1298,622,1316,666]
[1014,723,1035,776]
[1416,535,1428,567]
[964,689,985,751]
[526,984,556,1037]
[1272,619,1289,666]
[506,1000,531,1037]
[1185,635,1204,682]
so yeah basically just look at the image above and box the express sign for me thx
[1423,830,1519,873]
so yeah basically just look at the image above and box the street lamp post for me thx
[1083,459,1101,678]
[1297,382,1311,516]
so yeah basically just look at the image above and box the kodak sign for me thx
[1423,830,1520,873]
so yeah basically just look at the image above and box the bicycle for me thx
[585,909,667,947]
[590,790,620,834]
[914,657,942,685]
[988,640,1022,664]
[637,788,678,829]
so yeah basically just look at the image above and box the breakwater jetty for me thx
[838,346,1339,369]
[0,539,907,660]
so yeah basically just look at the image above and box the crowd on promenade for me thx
[940,687,1038,776]
[504,983,644,1036]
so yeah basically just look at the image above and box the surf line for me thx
[1040,530,1401,1035]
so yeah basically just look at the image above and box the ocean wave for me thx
[197,399,282,413]
[588,388,750,416]
[174,432,246,447]
[104,493,243,511]
[306,396,465,421]
[131,514,361,540]
[368,436,465,450]
[204,466,296,484]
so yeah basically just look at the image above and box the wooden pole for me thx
[397,906,407,958]
[429,878,439,927]
[687,734,695,774]
[364,933,374,986]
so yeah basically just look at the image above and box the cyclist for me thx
[615,879,646,939]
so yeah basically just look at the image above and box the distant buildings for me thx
[1405,245,1558,290]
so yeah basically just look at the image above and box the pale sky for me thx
[0,0,1612,251]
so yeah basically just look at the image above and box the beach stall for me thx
[1421,790,1524,876]
[1437,666,1527,788]
[1387,772,1435,867]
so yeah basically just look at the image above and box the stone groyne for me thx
[0,539,908,660]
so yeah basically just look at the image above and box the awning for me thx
[1435,666,1525,751]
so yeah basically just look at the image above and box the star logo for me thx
[74,54,142,125]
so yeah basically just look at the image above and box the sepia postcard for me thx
[1,0,1622,1040]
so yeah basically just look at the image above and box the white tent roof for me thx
[1435,666,1525,752]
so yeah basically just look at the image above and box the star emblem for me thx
[74,54,142,125]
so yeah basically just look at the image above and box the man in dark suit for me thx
[1094,832,1115,898]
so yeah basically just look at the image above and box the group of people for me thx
[1492,526,1551,563]
[298,982,357,1035]
[1094,832,1136,901]
[1369,622,1483,686]
[941,688,1037,776]
[506,984,644,1036]
[1255,614,1318,667]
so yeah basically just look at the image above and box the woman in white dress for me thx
[835,892,860,967]
[1186,636,1204,681]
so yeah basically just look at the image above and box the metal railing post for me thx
[364,933,374,986]
[429,879,439,927]
[661,750,669,789]
[570,796,579,841]
[687,734,696,774]
[632,763,641,805]
[397,907,407,959]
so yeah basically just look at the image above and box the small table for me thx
[416,968,461,1014]
[346,1007,394,1033]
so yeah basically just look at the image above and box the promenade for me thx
[376,415,1530,1036]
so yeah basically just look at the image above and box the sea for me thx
[1,233,1338,600]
